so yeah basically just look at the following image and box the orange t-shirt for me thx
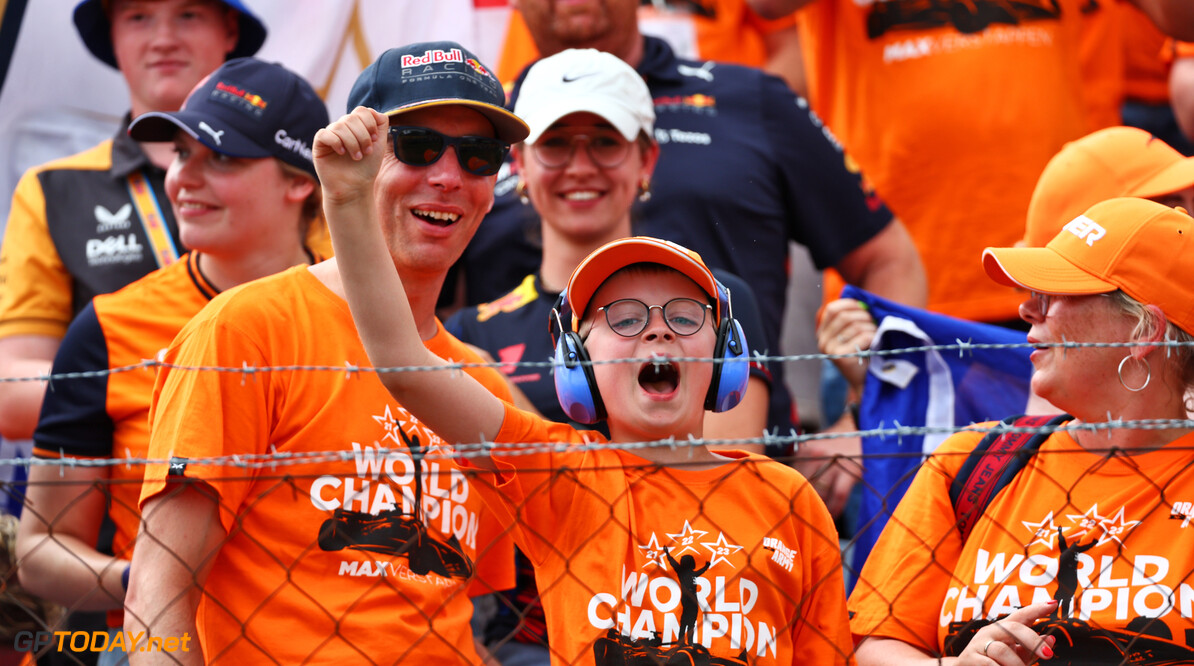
[466,402,852,665]
[0,141,127,340]
[849,424,1194,660]
[141,266,514,664]
[32,254,217,627]
[1122,2,1172,105]
[1075,0,1125,131]
[799,0,1107,322]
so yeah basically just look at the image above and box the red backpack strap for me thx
[949,414,1070,543]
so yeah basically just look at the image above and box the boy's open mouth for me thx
[638,359,680,394]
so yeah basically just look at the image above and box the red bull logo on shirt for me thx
[842,153,886,212]
[654,94,718,112]
[401,48,464,68]
[476,277,537,322]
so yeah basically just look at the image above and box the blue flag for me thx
[841,286,1034,581]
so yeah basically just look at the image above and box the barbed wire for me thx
[3,418,1192,470]
[7,331,1192,664]
[3,338,1192,384]
[4,337,1192,468]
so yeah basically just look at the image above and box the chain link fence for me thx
[2,342,1191,664]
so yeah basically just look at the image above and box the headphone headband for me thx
[549,290,571,348]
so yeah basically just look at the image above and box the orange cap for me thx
[565,236,719,330]
[985,198,1194,334]
[1024,127,1194,247]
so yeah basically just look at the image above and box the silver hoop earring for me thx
[1117,355,1151,392]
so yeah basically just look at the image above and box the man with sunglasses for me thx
[127,41,525,664]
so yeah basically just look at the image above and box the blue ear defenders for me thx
[550,292,606,424]
[549,280,751,425]
[706,281,750,412]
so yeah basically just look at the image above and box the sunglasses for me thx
[597,298,711,338]
[389,126,510,176]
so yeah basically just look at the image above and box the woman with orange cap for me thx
[848,197,1194,665]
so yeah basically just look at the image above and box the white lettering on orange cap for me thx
[1062,215,1106,247]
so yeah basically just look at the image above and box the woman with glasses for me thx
[316,88,854,660]
[848,197,1194,665]
[14,58,328,665]
[444,48,774,665]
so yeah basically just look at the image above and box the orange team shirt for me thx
[849,424,1194,661]
[1075,0,1124,131]
[496,0,796,84]
[1121,1,1171,104]
[799,0,1115,323]
[465,401,852,665]
[32,253,219,627]
[0,143,114,339]
[141,265,514,665]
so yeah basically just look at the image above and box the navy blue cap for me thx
[73,0,267,70]
[348,41,528,144]
[129,57,328,179]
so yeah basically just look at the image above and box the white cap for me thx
[515,49,655,145]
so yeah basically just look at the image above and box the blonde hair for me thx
[1107,290,1194,392]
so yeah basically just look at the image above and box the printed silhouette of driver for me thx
[665,545,711,645]
[1054,529,1094,619]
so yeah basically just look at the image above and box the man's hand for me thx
[803,298,877,516]
[793,421,862,518]
[313,106,389,206]
[816,298,876,394]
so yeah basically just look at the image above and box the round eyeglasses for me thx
[531,129,633,169]
[597,298,711,337]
